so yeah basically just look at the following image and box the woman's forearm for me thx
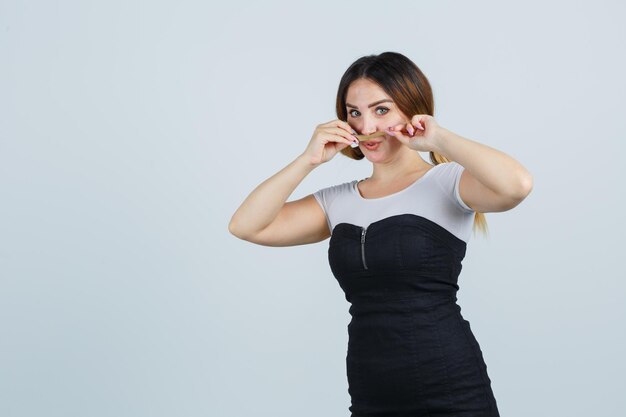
[228,154,318,238]
[433,127,533,198]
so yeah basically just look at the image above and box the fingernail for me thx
[351,140,359,148]
[407,126,415,136]
[352,129,358,135]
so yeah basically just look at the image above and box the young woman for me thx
[229,51,532,416]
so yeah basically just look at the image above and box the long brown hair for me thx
[335,51,487,237]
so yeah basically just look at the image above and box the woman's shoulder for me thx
[312,180,357,214]
[428,161,464,181]
[313,180,356,198]
[429,161,474,213]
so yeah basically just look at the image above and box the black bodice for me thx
[327,213,500,416]
[329,213,467,301]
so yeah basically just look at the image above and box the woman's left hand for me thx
[386,114,441,152]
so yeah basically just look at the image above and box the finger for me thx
[389,129,410,146]
[328,126,358,141]
[326,127,358,144]
[411,115,425,130]
[390,123,411,136]
[389,124,410,136]
[319,119,356,136]
[406,123,415,137]
[385,126,402,139]
[334,141,350,151]
[332,119,359,137]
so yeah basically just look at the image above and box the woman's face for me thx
[345,78,409,161]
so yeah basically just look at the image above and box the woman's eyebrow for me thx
[346,99,393,109]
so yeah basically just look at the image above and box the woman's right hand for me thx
[300,119,359,166]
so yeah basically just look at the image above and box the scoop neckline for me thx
[352,164,438,201]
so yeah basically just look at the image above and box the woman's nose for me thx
[360,120,379,135]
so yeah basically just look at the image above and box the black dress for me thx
[328,213,500,416]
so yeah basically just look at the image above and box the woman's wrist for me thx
[431,127,455,158]
[296,153,320,171]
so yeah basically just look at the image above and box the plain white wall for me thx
[1,1,625,416]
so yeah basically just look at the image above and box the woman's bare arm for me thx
[228,154,318,240]
[228,119,358,245]
[434,127,533,213]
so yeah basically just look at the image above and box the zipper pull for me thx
[361,227,368,270]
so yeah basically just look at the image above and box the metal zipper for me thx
[361,227,368,270]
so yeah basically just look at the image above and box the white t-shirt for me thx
[312,161,476,243]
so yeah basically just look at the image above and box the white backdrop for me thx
[1,1,625,416]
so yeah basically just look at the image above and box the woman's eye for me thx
[348,107,390,117]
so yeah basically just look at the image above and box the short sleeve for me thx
[434,162,475,213]
[451,162,475,213]
[312,182,352,233]
[313,187,333,233]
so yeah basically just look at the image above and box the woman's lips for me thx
[363,140,383,149]
[355,131,389,149]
